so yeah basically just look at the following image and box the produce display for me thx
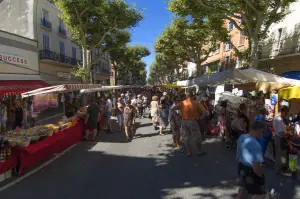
[0,107,87,149]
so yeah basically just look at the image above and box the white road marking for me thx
[0,143,78,192]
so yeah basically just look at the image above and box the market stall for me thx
[16,120,84,175]
[277,86,300,179]
[3,84,102,176]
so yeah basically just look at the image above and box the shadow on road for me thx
[1,119,300,199]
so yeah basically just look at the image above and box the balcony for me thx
[58,26,67,37]
[40,50,82,67]
[93,64,110,75]
[41,18,52,30]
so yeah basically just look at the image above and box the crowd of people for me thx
[82,89,287,198]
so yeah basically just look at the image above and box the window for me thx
[228,21,234,30]
[72,47,76,59]
[106,79,110,85]
[225,56,231,68]
[42,34,50,50]
[95,48,100,56]
[59,41,65,55]
[276,28,283,49]
[42,9,49,21]
[79,49,83,61]
[225,42,232,51]
[238,31,246,46]
[59,18,65,29]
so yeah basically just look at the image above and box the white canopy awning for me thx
[22,84,102,98]
[178,68,300,87]
[80,85,142,94]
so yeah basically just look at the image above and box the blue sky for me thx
[127,0,172,75]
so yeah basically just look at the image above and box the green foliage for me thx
[54,0,143,82]
[147,53,186,85]
[169,0,297,68]
[110,45,150,85]
[154,16,225,77]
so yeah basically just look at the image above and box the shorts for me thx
[238,162,266,195]
[181,120,201,143]
[106,112,112,120]
[86,120,98,130]
[170,121,181,136]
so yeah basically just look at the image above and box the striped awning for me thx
[22,84,102,98]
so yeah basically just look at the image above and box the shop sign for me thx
[0,52,28,66]
[57,72,71,80]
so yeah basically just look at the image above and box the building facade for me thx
[37,0,82,85]
[91,48,111,85]
[202,18,248,74]
[258,0,300,78]
[1,0,111,85]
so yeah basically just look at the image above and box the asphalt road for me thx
[0,118,300,199]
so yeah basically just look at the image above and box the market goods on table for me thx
[1,117,80,148]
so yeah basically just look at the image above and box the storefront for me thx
[0,30,48,131]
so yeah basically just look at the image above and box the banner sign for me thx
[33,93,58,112]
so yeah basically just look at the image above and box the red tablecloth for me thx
[0,150,18,175]
[17,121,84,175]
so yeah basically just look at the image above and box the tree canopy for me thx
[110,45,150,85]
[169,0,297,68]
[54,0,143,82]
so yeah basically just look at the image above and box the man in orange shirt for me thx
[172,91,208,157]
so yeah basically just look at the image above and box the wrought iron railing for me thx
[58,26,66,36]
[93,64,110,74]
[41,18,52,30]
[40,50,82,67]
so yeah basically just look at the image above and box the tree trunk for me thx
[196,60,204,76]
[249,37,259,69]
[86,50,92,84]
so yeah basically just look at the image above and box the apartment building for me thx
[0,0,50,97]
[258,0,300,79]
[1,0,111,85]
[37,0,82,85]
[202,18,248,74]
[91,48,111,85]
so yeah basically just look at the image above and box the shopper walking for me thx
[254,108,273,167]
[116,97,125,132]
[104,96,112,133]
[171,92,208,157]
[157,96,170,135]
[230,103,250,148]
[236,121,267,199]
[12,100,24,130]
[273,106,289,174]
[137,94,144,118]
[150,96,159,130]
[85,98,100,141]
[169,96,182,148]
[124,99,136,142]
